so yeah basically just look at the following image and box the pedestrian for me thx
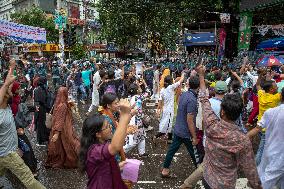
[11,81,21,116]
[74,67,87,104]
[99,67,125,99]
[123,82,148,157]
[51,61,61,89]
[79,99,132,189]
[14,93,38,178]
[161,75,200,178]
[197,65,262,189]
[155,73,185,143]
[34,77,50,146]
[256,87,284,189]
[247,72,281,165]
[87,66,105,116]
[152,64,161,100]
[100,93,127,161]
[82,65,92,99]
[46,87,80,168]
[0,59,46,189]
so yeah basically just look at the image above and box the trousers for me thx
[0,152,45,189]
[163,134,200,168]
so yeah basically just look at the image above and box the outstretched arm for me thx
[0,59,16,105]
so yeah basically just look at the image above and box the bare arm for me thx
[108,99,132,155]
[246,126,262,138]
[187,114,198,145]
[256,73,263,91]
[0,60,16,105]
[231,71,244,86]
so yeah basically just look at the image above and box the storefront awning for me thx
[256,37,284,51]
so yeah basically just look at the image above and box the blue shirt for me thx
[82,70,92,86]
[174,89,198,139]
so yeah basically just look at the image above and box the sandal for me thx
[160,172,177,178]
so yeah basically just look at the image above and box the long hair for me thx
[79,114,105,172]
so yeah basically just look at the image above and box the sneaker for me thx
[145,126,153,132]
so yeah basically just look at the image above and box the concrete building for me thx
[0,0,56,21]
[0,0,15,20]
[12,0,56,13]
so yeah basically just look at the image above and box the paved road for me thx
[2,101,252,189]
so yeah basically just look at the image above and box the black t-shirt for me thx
[99,79,125,98]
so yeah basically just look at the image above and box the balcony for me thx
[12,0,27,6]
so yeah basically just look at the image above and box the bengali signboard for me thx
[23,44,70,52]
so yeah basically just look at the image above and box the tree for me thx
[96,0,224,51]
[71,43,86,60]
[11,6,59,43]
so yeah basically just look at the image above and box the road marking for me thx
[137,181,157,184]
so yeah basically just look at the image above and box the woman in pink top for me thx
[79,99,133,189]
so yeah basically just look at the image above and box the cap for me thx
[215,81,228,93]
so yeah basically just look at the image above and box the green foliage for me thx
[10,6,58,43]
[96,0,225,50]
[71,43,86,60]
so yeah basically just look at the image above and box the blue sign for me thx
[107,43,118,52]
[184,32,215,46]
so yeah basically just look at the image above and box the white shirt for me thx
[159,81,181,113]
[257,104,284,189]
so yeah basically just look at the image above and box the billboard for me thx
[184,32,215,46]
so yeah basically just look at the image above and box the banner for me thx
[217,28,226,66]
[0,19,46,44]
[184,32,215,46]
[238,12,253,50]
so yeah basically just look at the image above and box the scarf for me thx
[101,108,126,161]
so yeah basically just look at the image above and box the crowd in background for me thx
[0,52,283,189]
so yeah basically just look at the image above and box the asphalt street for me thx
[1,100,254,189]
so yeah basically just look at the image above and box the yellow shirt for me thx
[258,90,281,121]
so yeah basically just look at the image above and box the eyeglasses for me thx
[101,123,112,131]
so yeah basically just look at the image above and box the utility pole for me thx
[55,0,67,62]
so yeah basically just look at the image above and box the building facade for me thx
[0,0,14,20]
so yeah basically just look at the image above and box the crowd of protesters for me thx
[0,52,283,189]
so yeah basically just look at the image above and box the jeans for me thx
[75,85,87,101]
[163,134,200,168]
[84,85,91,98]
[256,133,266,165]
[0,152,45,189]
